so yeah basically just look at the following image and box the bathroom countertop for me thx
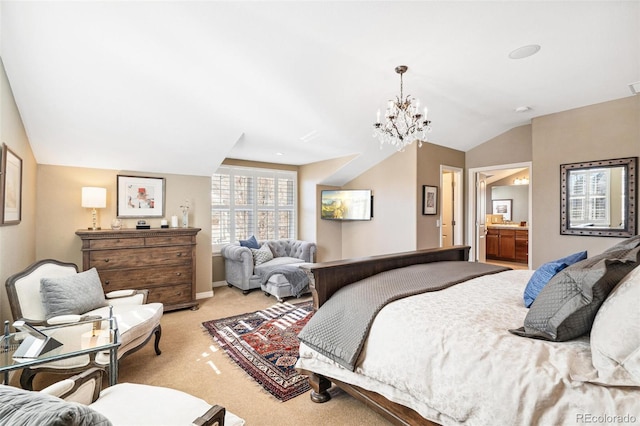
[487,224,528,231]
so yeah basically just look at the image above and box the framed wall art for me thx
[422,185,438,215]
[117,175,165,218]
[1,143,23,225]
[492,199,512,222]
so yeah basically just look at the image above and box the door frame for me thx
[439,165,463,247]
[467,161,532,267]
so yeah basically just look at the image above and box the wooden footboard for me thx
[300,245,470,310]
[298,246,470,425]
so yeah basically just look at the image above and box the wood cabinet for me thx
[487,227,527,264]
[76,228,201,311]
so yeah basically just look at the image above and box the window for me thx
[212,165,296,249]
[568,168,610,226]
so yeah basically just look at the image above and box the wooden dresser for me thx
[76,228,201,311]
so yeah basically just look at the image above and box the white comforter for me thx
[296,270,640,425]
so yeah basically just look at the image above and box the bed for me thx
[295,245,640,426]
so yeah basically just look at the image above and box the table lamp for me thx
[82,187,107,230]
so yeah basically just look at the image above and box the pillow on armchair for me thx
[251,244,274,266]
[40,268,108,320]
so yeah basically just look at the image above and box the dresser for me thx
[76,228,201,311]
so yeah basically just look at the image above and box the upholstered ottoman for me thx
[261,263,311,302]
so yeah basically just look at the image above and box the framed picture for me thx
[117,175,165,218]
[1,143,23,225]
[492,199,512,221]
[422,185,438,215]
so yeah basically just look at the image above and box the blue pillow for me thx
[523,251,587,307]
[239,235,260,249]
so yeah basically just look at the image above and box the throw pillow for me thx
[523,251,587,307]
[251,244,274,266]
[0,385,111,426]
[239,235,260,249]
[40,268,108,320]
[602,234,640,254]
[589,265,640,386]
[509,246,640,341]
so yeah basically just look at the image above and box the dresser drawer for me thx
[98,265,192,291]
[148,284,192,305]
[145,236,193,246]
[90,246,192,270]
[90,238,145,249]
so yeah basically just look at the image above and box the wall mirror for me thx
[560,157,637,237]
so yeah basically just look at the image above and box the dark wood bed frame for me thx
[297,245,470,426]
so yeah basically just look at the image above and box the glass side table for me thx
[1,316,121,388]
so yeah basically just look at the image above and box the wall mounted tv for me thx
[321,189,373,221]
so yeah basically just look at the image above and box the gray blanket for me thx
[297,261,509,371]
[260,264,309,297]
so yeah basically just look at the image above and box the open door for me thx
[440,166,463,248]
[475,172,488,263]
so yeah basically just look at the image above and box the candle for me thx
[171,216,178,228]
[376,109,381,123]
[161,219,168,226]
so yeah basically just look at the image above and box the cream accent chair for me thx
[0,368,245,426]
[5,259,163,390]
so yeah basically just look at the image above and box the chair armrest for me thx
[106,289,149,305]
[221,244,252,263]
[40,367,103,404]
[46,314,83,325]
[192,405,226,426]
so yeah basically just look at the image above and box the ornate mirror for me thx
[560,157,637,237]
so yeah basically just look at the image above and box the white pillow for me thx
[250,244,274,266]
[589,265,640,386]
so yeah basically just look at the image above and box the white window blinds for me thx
[212,166,297,249]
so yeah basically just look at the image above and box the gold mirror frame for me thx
[560,157,637,237]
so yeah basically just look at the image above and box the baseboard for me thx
[212,280,228,288]
[196,290,214,299]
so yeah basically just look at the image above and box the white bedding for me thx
[296,269,640,425]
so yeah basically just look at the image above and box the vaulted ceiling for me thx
[1,1,638,185]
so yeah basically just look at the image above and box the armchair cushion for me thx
[0,385,111,426]
[40,268,107,320]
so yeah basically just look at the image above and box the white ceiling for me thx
[1,1,638,185]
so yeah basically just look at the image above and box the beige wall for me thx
[416,142,465,249]
[0,59,37,324]
[466,124,533,169]
[342,146,418,258]
[531,96,640,267]
[298,155,354,262]
[35,165,214,297]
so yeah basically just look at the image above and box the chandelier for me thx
[373,65,432,151]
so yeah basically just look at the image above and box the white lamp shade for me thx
[82,187,107,208]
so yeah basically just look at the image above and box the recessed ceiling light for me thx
[275,152,284,156]
[629,81,640,95]
[509,45,541,59]
[515,106,532,113]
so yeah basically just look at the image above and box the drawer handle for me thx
[104,280,110,285]
[177,253,183,257]
[176,272,182,276]
[103,259,110,263]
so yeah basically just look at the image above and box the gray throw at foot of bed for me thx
[298,261,510,370]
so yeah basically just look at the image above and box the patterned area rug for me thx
[202,300,313,402]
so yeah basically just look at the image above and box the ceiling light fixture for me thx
[515,106,531,113]
[373,65,432,151]
[509,44,541,59]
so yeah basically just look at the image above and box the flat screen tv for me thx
[321,189,373,221]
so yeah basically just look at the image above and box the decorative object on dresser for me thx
[4,259,162,390]
[81,187,107,230]
[76,228,201,311]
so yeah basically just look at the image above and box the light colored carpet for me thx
[24,285,392,426]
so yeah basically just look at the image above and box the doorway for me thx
[440,165,463,247]
[467,162,532,268]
